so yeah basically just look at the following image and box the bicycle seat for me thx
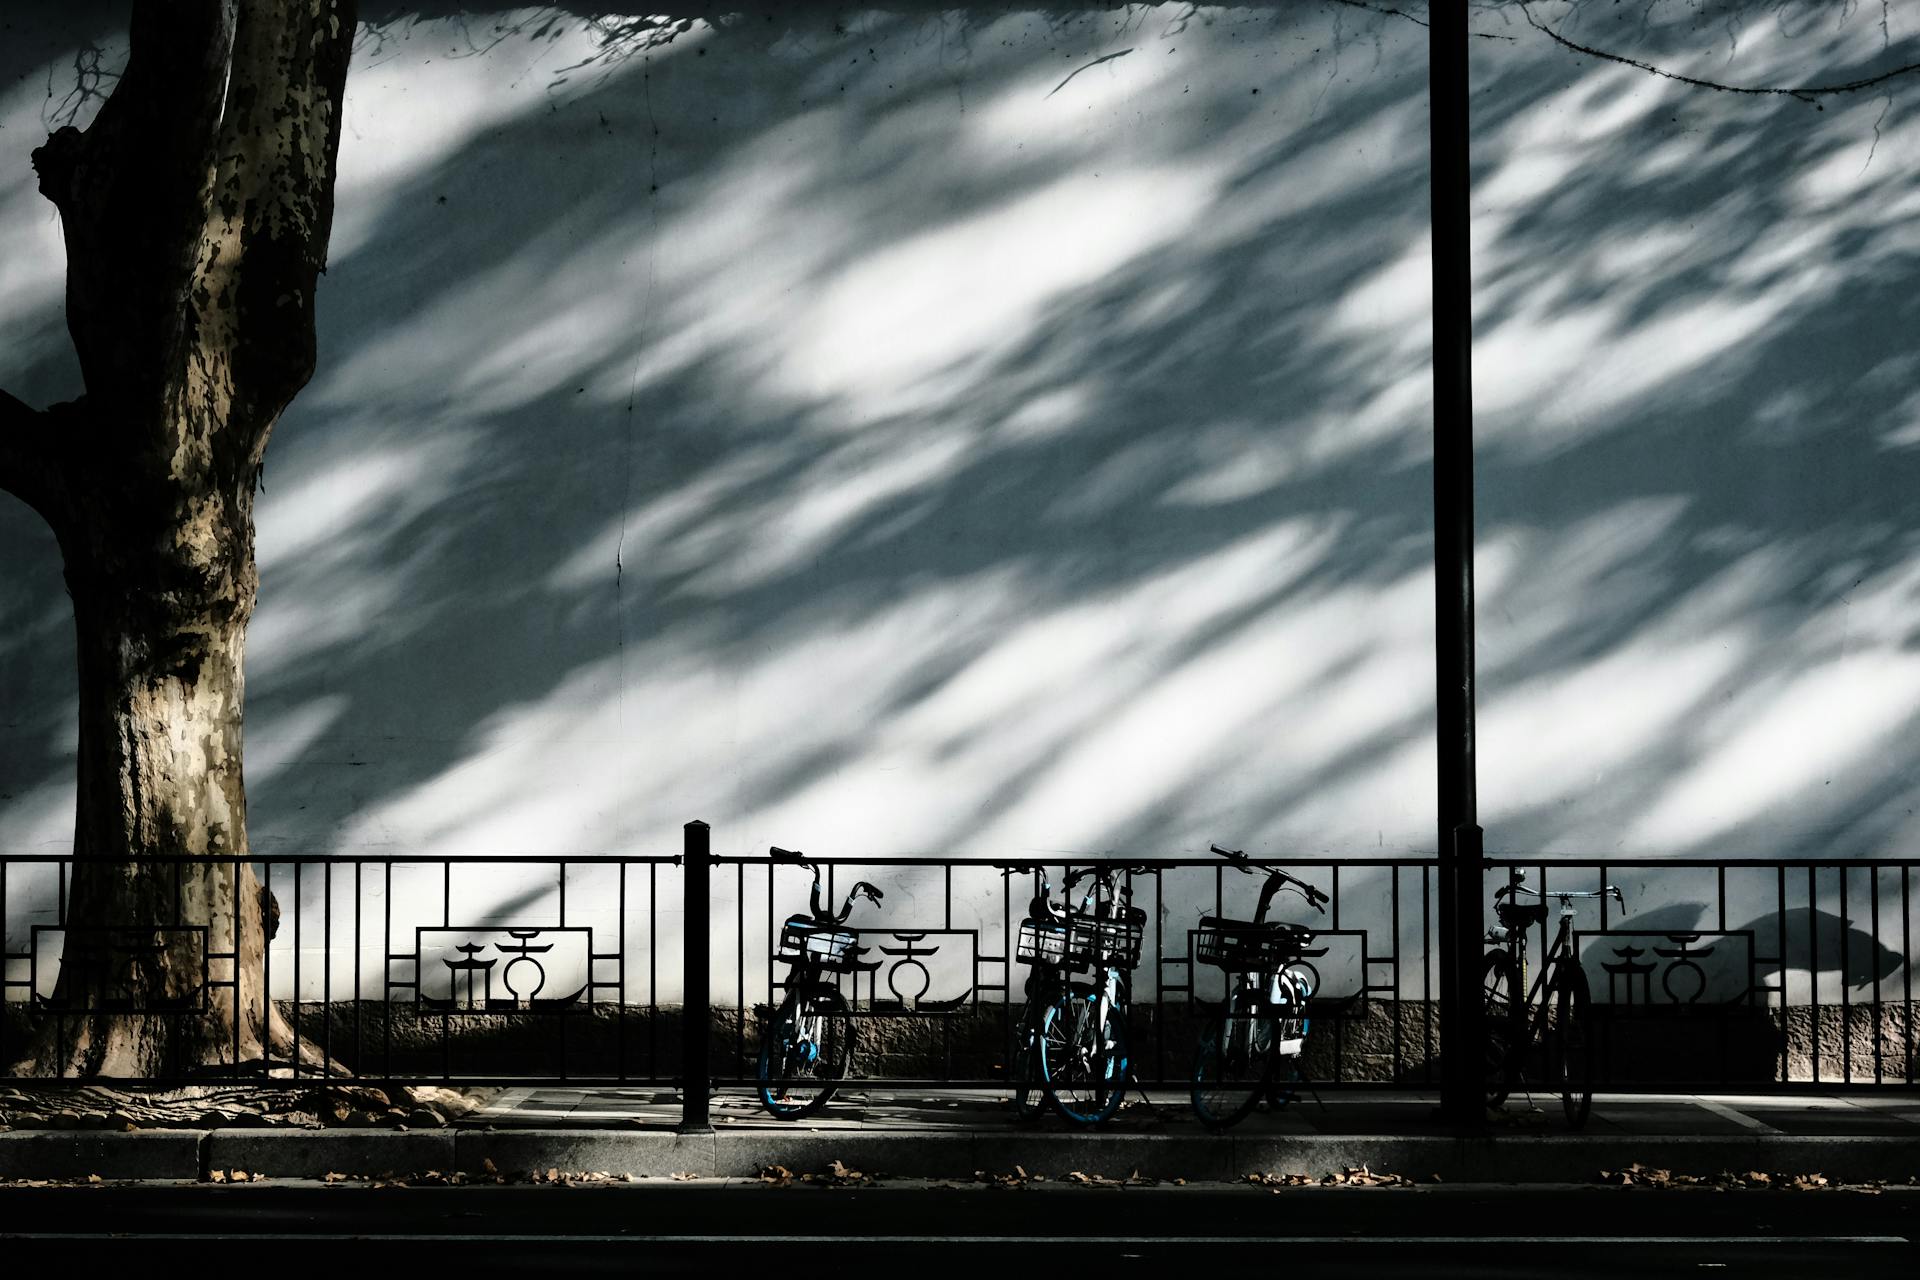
[1496,900,1548,930]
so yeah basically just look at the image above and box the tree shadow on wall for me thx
[3,2,1920,929]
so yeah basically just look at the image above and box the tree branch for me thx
[0,389,63,525]
[202,0,359,473]
[47,1,237,414]
[1518,1,1920,106]
[1329,1,1516,41]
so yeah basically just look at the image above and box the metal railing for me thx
[1,826,1915,1106]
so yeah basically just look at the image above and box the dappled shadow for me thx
[4,0,1920,993]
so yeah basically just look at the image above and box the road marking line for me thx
[1692,1098,1782,1133]
[2,1234,1907,1245]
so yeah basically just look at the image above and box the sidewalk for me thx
[5,1087,1918,1185]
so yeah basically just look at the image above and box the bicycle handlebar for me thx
[1499,881,1625,907]
[1211,843,1329,914]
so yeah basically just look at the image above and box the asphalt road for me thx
[2,1182,1914,1275]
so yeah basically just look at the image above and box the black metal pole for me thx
[680,819,713,1133]
[1429,1,1485,1127]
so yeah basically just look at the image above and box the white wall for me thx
[3,4,1919,1002]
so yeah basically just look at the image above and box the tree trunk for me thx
[0,0,357,1078]
[31,530,289,1076]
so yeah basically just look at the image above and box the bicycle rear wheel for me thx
[757,985,854,1119]
[1040,982,1128,1126]
[1481,951,1522,1107]
[1191,984,1273,1132]
[1551,965,1594,1128]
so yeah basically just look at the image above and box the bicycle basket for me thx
[1195,920,1313,973]
[776,913,859,970]
[1015,917,1072,966]
[1068,905,1146,970]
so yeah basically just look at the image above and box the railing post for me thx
[679,820,713,1133]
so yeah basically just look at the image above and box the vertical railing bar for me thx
[55,858,66,1074]
[558,862,569,1083]
[618,860,628,1082]
[1716,863,1729,1085]
[1331,865,1343,1084]
[942,863,954,1084]
[292,861,302,1079]
[354,861,363,1075]
[383,861,393,1077]
[1391,865,1402,1086]
[1423,863,1432,1084]
[1776,865,1788,1084]
[442,861,452,1084]
[736,860,746,1080]
[1870,864,1882,1085]
[1903,865,1913,1086]
[1001,865,1013,1091]
[648,861,657,1081]
[1154,867,1165,1087]
[1809,865,1821,1086]
[230,860,240,1074]
[323,859,332,1076]
[0,857,9,1070]
[1594,860,1608,1085]
[1840,863,1852,1084]
[1904,865,1914,1086]
[765,861,776,1050]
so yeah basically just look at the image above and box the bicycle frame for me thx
[1486,872,1623,1110]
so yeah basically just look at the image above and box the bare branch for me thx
[1519,0,1920,106]
[1328,1,1516,41]
[0,389,62,525]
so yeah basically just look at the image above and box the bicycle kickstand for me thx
[1121,1069,1162,1120]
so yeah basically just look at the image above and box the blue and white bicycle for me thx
[1190,843,1328,1131]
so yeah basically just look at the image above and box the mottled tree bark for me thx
[0,0,356,1076]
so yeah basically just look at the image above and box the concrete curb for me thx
[0,1131,203,1181]
[455,1130,716,1179]
[5,1128,1918,1184]
[205,1129,457,1179]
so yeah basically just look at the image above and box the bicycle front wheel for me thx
[1551,965,1594,1129]
[758,985,855,1119]
[1191,985,1273,1132]
[1040,982,1128,1126]
[1481,951,1522,1107]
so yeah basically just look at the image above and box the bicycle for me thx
[756,846,885,1119]
[1189,843,1329,1131]
[1480,870,1625,1128]
[1004,863,1148,1125]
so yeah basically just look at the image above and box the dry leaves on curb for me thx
[1247,1165,1417,1191]
[1063,1168,1159,1188]
[1600,1164,1896,1193]
[757,1160,876,1189]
